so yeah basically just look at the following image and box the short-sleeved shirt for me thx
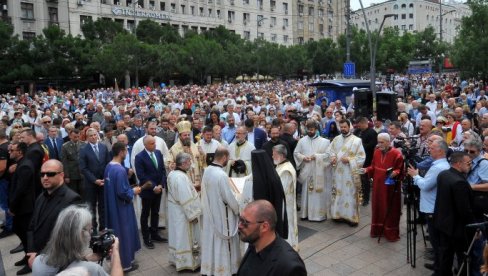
[33,255,109,276]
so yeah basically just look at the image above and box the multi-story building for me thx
[351,0,471,43]
[1,0,345,45]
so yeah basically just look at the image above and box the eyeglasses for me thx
[40,171,62,178]
[464,149,478,154]
[465,161,473,166]
[43,121,50,124]
[238,217,264,228]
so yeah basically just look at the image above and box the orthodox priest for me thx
[329,119,366,227]
[364,133,404,241]
[104,142,141,272]
[167,152,201,271]
[294,120,331,222]
[201,147,241,276]
[169,121,204,190]
[273,144,299,251]
[228,127,255,177]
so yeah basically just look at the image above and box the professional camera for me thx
[90,229,115,257]
[393,136,419,158]
[287,110,308,122]
[441,126,452,132]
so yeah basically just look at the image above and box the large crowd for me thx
[0,76,488,275]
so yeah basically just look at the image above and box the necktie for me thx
[93,145,99,160]
[52,138,59,159]
[150,152,158,168]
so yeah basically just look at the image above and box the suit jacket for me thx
[27,184,81,252]
[9,157,36,215]
[61,141,82,180]
[238,236,307,276]
[434,167,476,238]
[26,143,45,196]
[127,127,145,146]
[353,128,378,167]
[280,133,298,155]
[44,137,64,160]
[79,142,110,185]
[135,149,166,199]
[252,127,267,150]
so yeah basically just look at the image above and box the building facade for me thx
[351,0,471,43]
[0,0,345,45]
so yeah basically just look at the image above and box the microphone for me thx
[466,221,488,229]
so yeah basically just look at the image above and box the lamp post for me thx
[359,0,395,111]
[133,0,139,87]
[439,0,455,44]
[256,16,267,40]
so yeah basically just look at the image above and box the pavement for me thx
[0,204,433,275]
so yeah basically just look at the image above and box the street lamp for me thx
[439,8,455,43]
[132,0,139,34]
[359,0,395,111]
[256,16,267,40]
[133,0,140,87]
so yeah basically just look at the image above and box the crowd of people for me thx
[0,75,487,275]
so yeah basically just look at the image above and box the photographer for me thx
[407,139,450,273]
[32,205,123,276]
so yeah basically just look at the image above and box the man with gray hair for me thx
[465,138,488,191]
[407,139,450,272]
[272,144,298,250]
[166,152,201,271]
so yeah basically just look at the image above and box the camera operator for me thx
[388,121,406,148]
[407,139,450,273]
[32,205,123,276]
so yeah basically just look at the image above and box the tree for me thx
[81,19,127,44]
[452,0,488,79]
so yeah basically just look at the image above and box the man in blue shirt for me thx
[222,116,237,144]
[408,139,450,274]
[465,139,488,189]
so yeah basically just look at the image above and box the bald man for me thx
[25,160,81,271]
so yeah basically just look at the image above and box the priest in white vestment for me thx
[328,119,366,226]
[227,127,255,177]
[201,147,241,276]
[294,120,331,222]
[198,126,221,169]
[167,152,202,272]
[273,144,299,251]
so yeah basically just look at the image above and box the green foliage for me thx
[452,0,488,79]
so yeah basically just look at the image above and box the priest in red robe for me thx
[365,133,404,242]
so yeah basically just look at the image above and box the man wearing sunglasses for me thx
[237,200,306,276]
[465,139,488,192]
[24,160,81,274]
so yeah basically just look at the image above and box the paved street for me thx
[0,204,432,275]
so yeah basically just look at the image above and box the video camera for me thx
[287,110,308,122]
[90,229,115,258]
[393,136,419,160]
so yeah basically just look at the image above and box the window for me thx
[244,31,250,39]
[200,7,204,16]
[48,7,58,23]
[298,5,303,14]
[409,13,413,19]
[409,3,414,8]
[319,24,323,33]
[171,3,176,12]
[21,2,34,19]
[208,9,212,16]
[271,34,276,42]
[149,0,155,9]
[283,3,288,14]
[180,5,185,14]
[271,17,276,26]
[270,0,276,10]
[80,15,92,25]
[160,2,166,11]
[115,19,124,26]
[401,14,406,19]
[227,10,234,22]
[393,4,398,10]
[283,18,288,26]
[283,35,288,43]
[298,37,304,44]
[401,4,406,8]
[191,6,195,15]
[243,0,249,4]
[298,20,303,30]
[308,22,314,32]
[217,10,221,18]
[22,32,36,40]
[401,24,406,30]
[243,13,250,24]
[409,24,413,30]
[308,7,314,16]
[127,20,135,30]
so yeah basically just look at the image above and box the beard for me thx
[273,159,281,165]
[307,132,315,138]
[181,137,191,146]
[341,130,349,136]
[239,229,260,244]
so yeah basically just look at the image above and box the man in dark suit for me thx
[61,129,83,198]
[262,126,294,167]
[135,135,167,249]
[353,117,378,206]
[238,200,306,276]
[433,151,476,276]
[23,160,81,274]
[44,126,64,161]
[127,115,145,147]
[79,128,110,231]
[8,142,36,275]
[244,119,267,149]
[19,129,44,197]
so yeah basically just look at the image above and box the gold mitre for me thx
[176,120,192,133]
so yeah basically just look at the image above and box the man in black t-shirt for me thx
[0,128,13,238]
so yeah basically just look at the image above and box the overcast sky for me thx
[350,0,384,10]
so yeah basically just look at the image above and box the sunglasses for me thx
[238,217,264,228]
[40,171,62,178]
[464,149,478,154]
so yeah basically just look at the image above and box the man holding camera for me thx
[407,139,450,273]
